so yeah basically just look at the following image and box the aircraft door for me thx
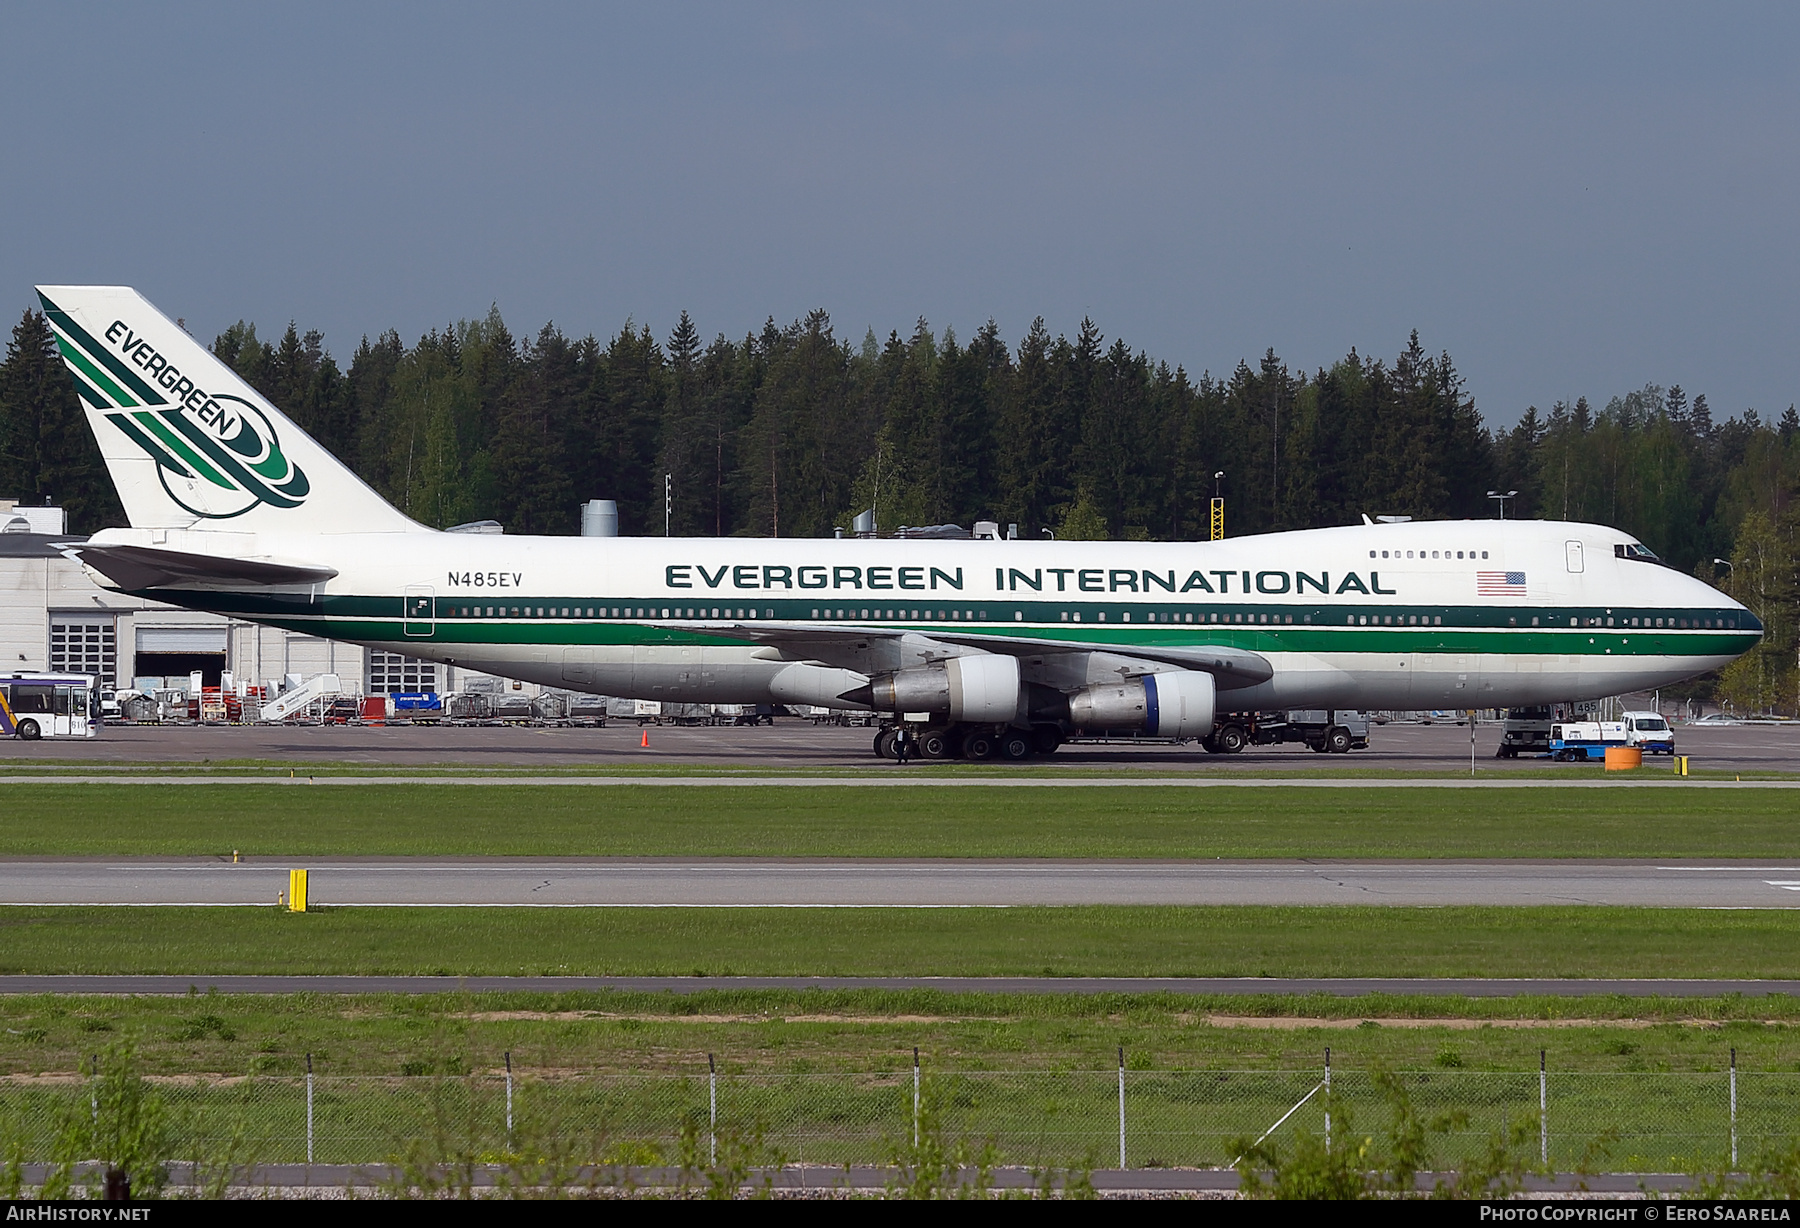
[562,649,597,687]
[1565,541,1584,573]
[1409,652,1479,707]
[403,586,435,637]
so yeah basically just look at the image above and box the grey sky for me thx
[4,3,1796,427]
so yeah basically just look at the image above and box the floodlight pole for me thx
[1486,490,1517,519]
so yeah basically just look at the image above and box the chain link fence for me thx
[1,1058,1789,1172]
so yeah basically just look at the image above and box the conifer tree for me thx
[0,310,121,531]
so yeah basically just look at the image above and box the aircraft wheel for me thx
[873,728,898,760]
[1031,725,1063,755]
[919,729,956,760]
[999,730,1033,761]
[962,730,997,760]
[15,719,39,741]
[1326,727,1352,754]
[1213,724,1248,754]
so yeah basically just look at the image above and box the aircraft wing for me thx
[660,620,1274,688]
[70,543,339,590]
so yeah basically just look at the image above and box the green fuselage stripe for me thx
[133,589,1757,660]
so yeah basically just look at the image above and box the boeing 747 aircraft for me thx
[36,286,1762,759]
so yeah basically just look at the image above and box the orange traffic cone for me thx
[641,728,649,748]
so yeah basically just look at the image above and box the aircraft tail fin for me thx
[35,285,422,534]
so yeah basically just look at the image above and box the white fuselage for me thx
[92,517,1758,713]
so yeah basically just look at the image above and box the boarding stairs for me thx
[259,674,342,723]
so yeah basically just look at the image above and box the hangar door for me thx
[136,625,228,689]
[50,617,117,685]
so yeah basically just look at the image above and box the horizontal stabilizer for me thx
[73,543,338,590]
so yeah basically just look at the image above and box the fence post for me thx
[505,1051,514,1143]
[1539,1050,1547,1168]
[1118,1047,1127,1170]
[90,1054,98,1124]
[1324,1048,1332,1153]
[306,1053,315,1165]
[708,1053,718,1166]
[912,1048,920,1149]
[1730,1047,1738,1169]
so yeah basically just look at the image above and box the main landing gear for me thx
[875,722,1061,761]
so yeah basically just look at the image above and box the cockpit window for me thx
[1614,542,1660,562]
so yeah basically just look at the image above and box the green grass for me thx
[3,905,1800,979]
[6,990,1793,1172]
[5,987,1799,1075]
[2,986,1797,1077]
[1,782,1798,858]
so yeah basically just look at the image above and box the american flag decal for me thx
[1477,571,1526,595]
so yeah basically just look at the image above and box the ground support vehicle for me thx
[1619,710,1676,754]
[1548,712,1675,761]
[1549,722,1624,761]
[1497,702,1600,758]
[718,704,775,726]
[1498,706,1554,758]
[1202,710,1369,755]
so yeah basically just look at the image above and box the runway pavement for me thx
[0,774,1795,787]
[2,719,1795,773]
[6,857,1800,907]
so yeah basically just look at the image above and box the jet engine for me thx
[1067,670,1215,738]
[841,654,1022,723]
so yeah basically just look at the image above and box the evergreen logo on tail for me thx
[38,291,310,520]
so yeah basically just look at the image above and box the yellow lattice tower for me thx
[1209,497,1224,541]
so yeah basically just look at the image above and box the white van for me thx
[1620,711,1675,755]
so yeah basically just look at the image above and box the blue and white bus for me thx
[0,673,98,739]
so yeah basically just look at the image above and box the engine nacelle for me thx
[850,654,1022,722]
[769,663,871,708]
[1067,670,1215,738]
